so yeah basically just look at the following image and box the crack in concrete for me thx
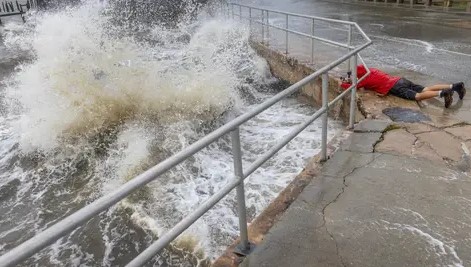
[403,127,419,148]
[367,123,460,167]
[320,154,379,267]
[417,131,465,168]
[408,122,441,134]
[356,97,370,119]
[371,126,394,153]
[372,134,384,153]
[438,121,471,129]
[411,129,436,134]
[442,131,471,142]
[398,126,448,163]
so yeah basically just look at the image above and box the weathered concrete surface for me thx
[353,119,391,133]
[445,125,471,141]
[416,131,463,162]
[240,151,377,267]
[340,132,383,153]
[326,154,471,267]
[241,120,471,267]
[376,128,445,162]
[404,122,436,134]
[360,119,471,169]
[375,128,416,154]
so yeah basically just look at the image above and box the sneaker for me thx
[442,89,454,108]
[452,82,466,100]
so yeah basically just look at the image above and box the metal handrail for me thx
[233,3,358,25]
[230,3,372,42]
[0,4,372,267]
[228,2,371,69]
[238,17,355,49]
[348,0,471,13]
[0,0,37,23]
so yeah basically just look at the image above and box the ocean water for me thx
[0,1,341,266]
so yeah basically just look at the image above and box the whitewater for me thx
[0,1,340,266]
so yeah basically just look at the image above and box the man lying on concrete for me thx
[340,65,466,108]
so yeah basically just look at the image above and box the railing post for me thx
[321,73,329,161]
[261,10,265,44]
[231,128,252,256]
[249,7,252,31]
[266,11,270,46]
[349,54,358,129]
[347,24,353,72]
[311,18,315,64]
[285,14,289,55]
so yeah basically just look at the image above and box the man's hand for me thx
[340,76,352,84]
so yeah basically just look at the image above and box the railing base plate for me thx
[233,242,256,257]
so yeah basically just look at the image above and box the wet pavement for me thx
[242,0,471,122]
[320,0,471,16]
[242,119,471,267]
[232,2,471,266]
[382,107,431,122]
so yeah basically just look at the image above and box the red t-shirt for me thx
[341,65,400,95]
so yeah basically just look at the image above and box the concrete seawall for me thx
[250,41,366,124]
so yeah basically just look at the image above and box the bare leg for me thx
[423,84,451,92]
[415,90,440,101]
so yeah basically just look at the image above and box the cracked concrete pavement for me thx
[241,119,471,267]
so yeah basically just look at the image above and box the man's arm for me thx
[339,77,351,89]
[338,77,365,92]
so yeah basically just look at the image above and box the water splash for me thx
[5,2,256,153]
[0,1,339,265]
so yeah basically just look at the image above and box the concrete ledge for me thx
[250,41,365,124]
[340,132,383,153]
[354,119,392,133]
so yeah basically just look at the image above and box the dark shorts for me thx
[389,78,425,100]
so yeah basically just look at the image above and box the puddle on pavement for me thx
[383,107,431,123]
